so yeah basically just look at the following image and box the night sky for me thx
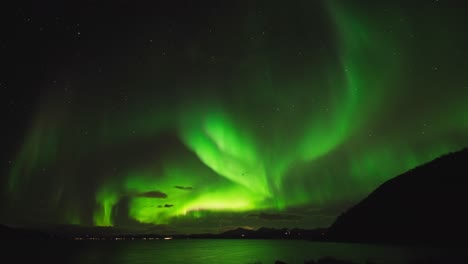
[2,0,468,234]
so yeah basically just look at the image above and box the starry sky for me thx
[2,0,468,234]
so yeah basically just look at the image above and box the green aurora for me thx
[4,1,468,233]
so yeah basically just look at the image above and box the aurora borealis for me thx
[2,0,468,234]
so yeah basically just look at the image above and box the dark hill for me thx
[327,148,468,244]
[0,224,51,240]
[219,227,257,238]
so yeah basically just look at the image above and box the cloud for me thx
[158,204,174,208]
[174,186,193,191]
[247,212,302,221]
[134,191,167,198]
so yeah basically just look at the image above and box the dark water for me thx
[6,239,466,264]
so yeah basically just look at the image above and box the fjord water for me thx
[9,239,464,264]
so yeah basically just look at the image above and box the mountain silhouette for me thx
[220,227,257,238]
[0,224,51,239]
[327,148,468,244]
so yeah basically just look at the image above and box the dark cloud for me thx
[134,191,167,198]
[174,186,193,191]
[158,204,174,208]
[248,212,302,221]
